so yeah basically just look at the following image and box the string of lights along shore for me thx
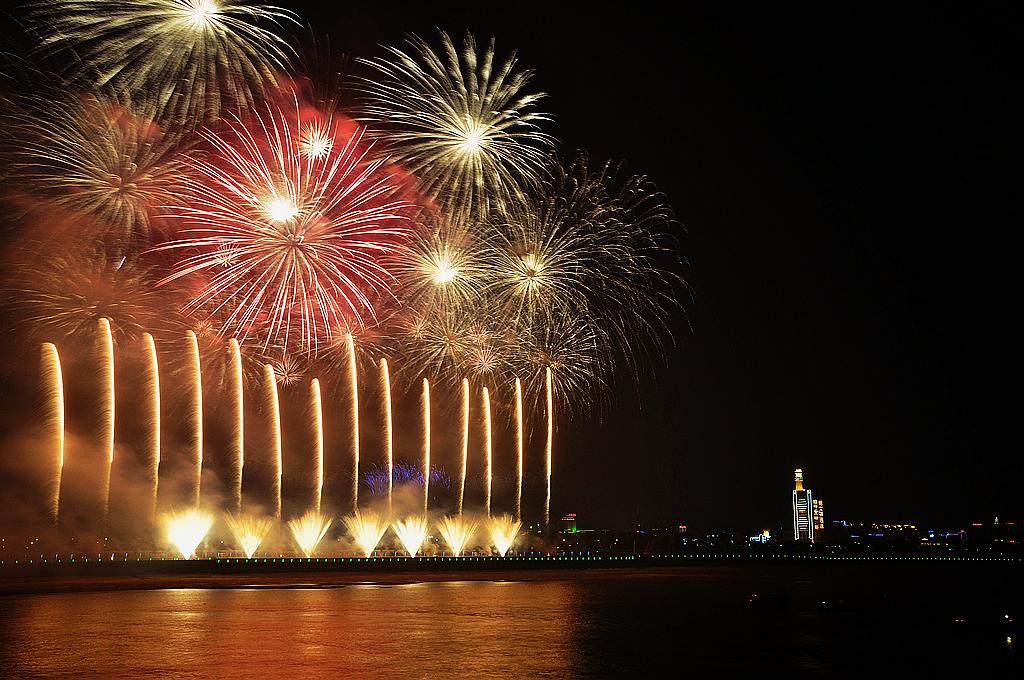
[4,0,684,558]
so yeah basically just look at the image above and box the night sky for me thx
[2,2,1021,533]
[295,1,1021,532]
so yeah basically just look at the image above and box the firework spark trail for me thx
[421,378,430,513]
[157,96,413,354]
[379,358,393,517]
[143,333,161,523]
[41,343,64,525]
[346,335,359,514]
[97,317,115,524]
[225,513,272,558]
[310,378,324,514]
[482,386,492,517]
[185,330,203,506]
[438,515,477,557]
[263,364,282,519]
[228,338,244,514]
[456,377,469,515]
[514,377,523,523]
[288,510,332,557]
[544,366,553,528]
[344,511,388,557]
[392,515,428,557]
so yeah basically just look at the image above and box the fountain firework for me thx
[346,335,360,514]
[421,378,430,513]
[97,317,114,524]
[228,339,244,514]
[438,515,478,557]
[379,358,393,516]
[544,366,553,528]
[344,511,388,557]
[392,515,428,557]
[513,377,524,523]
[164,508,213,559]
[185,330,203,507]
[142,333,160,522]
[225,513,272,559]
[456,377,469,515]
[288,510,332,557]
[487,514,522,557]
[482,386,492,517]
[41,343,64,525]
[263,364,283,519]
[310,378,324,514]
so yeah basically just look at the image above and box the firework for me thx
[438,515,477,557]
[143,333,161,522]
[396,218,486,318]
[288,510,332,557]
[225,513,271,558]
[14,251,177,342]
[391,515,428,557]
[357,31,553,220]
[309,378,324,514]
[262,363,283,518]
[164,508,213,558]
[544,366,553,528]
[12,95,190,246]
[513,377,523,522]
[421,378,431,513]
[362,462,449,495]
[482,386,492,517]
[157,95,413,353]
[41,343,65,525]
[228,338,244,514]
[185,330,203,506]
[97,318,115,524]
[345,334,360,514]
[26,0,298,126]
[456,378,469,515]
[379,358,393,516]
[487,514,521,557]
[343,510,387,557]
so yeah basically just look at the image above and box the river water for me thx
[0,565,1019,677]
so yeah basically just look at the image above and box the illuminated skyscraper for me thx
[792,468,814,541]
[812,498,825,538]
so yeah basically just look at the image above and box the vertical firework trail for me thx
[263,364,282,519]
[544,366,554,528]
[379,358,393,517]
[456,378,469,515]
[514,377,524,523]
[483,386,492,518]
[346,335,359,514]
[228,339,243,514]
[41,343,64,525]
[310,378,324,515]
[185,330,202,507]
[142,333,160,523]
[97,318,114,524]
[422,378,430,513]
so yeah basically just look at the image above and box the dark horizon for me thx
[1,2,1020,535]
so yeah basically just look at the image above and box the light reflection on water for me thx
[0,568,1019,677]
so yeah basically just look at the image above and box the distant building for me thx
[560,513,578,534]
[792,468,815,542]
[812,498,825,538]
